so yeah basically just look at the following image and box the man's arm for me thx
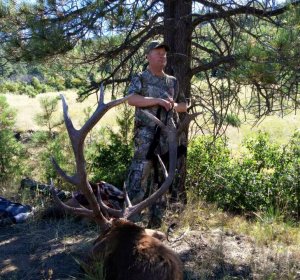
[128,94,174,111]
[174,102,187,113]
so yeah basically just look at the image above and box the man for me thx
[126,40,187,227]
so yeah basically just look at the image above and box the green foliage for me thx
[32,97,72,187]
[21,84,38,97]
[0,95,25,182]
[224,113,241,128]
[187,131,300,220]
[81,259,106,280]
[187,136,232,205]
[0,53,93,95]
[34,96,64,136]
[31,77,43,93]
[37,131,74,187]
[87,130,133,188]
[86,104,134,187]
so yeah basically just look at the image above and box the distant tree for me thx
[34,96,64,137]
[1,0,299,199]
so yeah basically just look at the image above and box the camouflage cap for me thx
[145,40,170,54]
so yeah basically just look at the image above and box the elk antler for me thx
[50,84,131,229]
[96,109,199,220]
[50,84,198,229]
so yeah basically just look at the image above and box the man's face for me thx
[147,47,167,68]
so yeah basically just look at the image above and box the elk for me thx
[49,85,196,280]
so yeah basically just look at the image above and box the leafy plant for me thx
[187,130,300,220]
[0,95,25,182]
[34,96,64,137]
[86,104,134,187]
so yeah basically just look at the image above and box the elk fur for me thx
[88,219,183,280]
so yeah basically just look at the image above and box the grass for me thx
[167,196,300,279]
[2,90,120,131]
[4,88,300,148]
[226,113,300,152]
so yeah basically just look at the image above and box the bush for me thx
[0,81,21,93]
[187,136,235,208]
[87,130,133,188]
[86,104,134,188]
[187,131,300,220]
[21,84,38,97]
[31,77,43,93]
[0,95,26,182]
[46,74,66,91]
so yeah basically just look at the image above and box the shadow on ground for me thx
[0,218,96,280]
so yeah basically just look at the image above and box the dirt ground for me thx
[1,215,300,280]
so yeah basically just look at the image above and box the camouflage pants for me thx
[126,127,166,226]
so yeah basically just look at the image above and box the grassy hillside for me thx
[2,90,119,131]
[226,113,300,151]
[4,90,300,148]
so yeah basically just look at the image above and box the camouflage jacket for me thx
[127,69,185,129]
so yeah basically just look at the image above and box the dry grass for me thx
[226,113,300,152]
[164,198,300,279]
[2,90,120,131]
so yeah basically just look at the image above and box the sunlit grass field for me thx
[3,90,120,131]
[3,89,300,150]
[226,113,300,151]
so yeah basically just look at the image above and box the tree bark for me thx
[164,0,193,203]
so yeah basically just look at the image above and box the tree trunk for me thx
[164,0,193,203]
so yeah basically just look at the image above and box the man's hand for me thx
[157,97,174,111]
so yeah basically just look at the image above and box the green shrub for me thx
[0,95,26,182]
[186,131,300,220]
[187,136,234,208]
[86,104,134,188]
[87,130,133,188]
[31,77,43,93]
[46,74,66,91]
[68,77,86,88]
[0,81,20,93]
[34,96,64,136]
[21,84,38,97]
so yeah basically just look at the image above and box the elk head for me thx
[49,85,196,280]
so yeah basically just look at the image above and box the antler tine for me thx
[95,187,124,218]
[51,157,78,185]
[50,179,93,217]
[81,90,133,138]
[123,182,132,208]
[157,154,168,179]
[60,94,78,140]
